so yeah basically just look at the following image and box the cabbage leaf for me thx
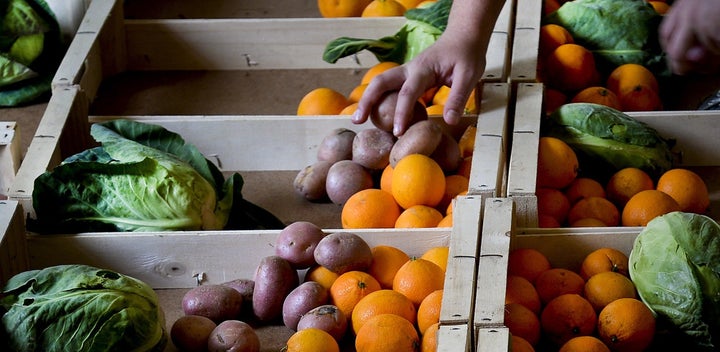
[629,212,720,350]
[30,120,284,233]
[1,265,166,352]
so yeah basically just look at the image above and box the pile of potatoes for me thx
[169,221,375,351]
[294,92,463,205]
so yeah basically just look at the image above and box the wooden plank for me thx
[474,198,514,327]
[476,326,510,352]
[507,83,542,196]
[0,122,20,197]
[0,201,28,285]
[483,0,515,82]
[440,196,483,324]
[469,83,510,197]
[509,0,542,82]
[123,17,405,71]
[123,0,321,19]
[437,324,473,352]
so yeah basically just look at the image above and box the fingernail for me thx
[445,110,460,125]
[351,109,362,122]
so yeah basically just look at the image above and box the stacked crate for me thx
[3,0,515,351]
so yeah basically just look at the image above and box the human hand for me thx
[352,31,487,136]
[660,0,720,75]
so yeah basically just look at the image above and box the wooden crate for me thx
[51,0,511,116]
[507,82,720,228]
[4,79,510,351]
[472,195,710,351]
[0,122,21,198]
[507,0,720,110]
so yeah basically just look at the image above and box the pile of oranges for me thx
[287,243,450,351]
[318,0,436,18]
[538,0,670,114]
[536,136,710,228]
[505,247,656,351]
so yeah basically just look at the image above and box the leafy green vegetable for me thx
[322,0,450,64]
[30,119,284,233]
[543,0,667,75]
[1,264,167,352]
[0,0,64,106]
[542,102,674,180]
[629,212,720,350]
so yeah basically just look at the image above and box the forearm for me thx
[444,0,507,52]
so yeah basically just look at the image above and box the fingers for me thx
[442,73,477,126]
[393,71,433,136]
[353,65,407,125]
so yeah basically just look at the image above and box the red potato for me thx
[275,221,326,269]
[293,160,333,202]
[182,284,244,323]
[252,256,299,323]
[221,278,255,318]
[282,281,330,331]
[207,320,259,352]
[313,232,373,274]
[297,305,348,342]
[325,160,374,205]
[170,315,217,352]
[317,128,356,163]
[431,130,462,173]
[352,128,396,170]
[370,91,428,133]
[389,119,444,167]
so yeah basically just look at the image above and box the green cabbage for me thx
[543,0,667,75]
[1,265,166,352]
[322,0,450,64]
[29,119,284,233]
[629,212,720,350]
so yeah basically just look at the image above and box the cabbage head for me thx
[1,265,166,352]
[629,212,720,350]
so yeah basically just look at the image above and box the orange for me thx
[284,328,340,352]
[456,156,472,179]
[305,265,340,290]
[649,1,670,14]
[436,214,452,227]
[355,313,420,352]
[584,271,637,312]
[396,0,424,9]
[543,88,568,115]
[425,104,445,116]
[510,335,536,352]
[564,177,606,205]
[539,214,562,228]
[545,43,599,92]
[361,0,406,17]
[361,61,400,85]
[505,275,542,315]
[655,168,710,213]
[420,322,439,352]
[606,63,660,95]
[536,187,572,225]
[570,86,622,110]
[297,87,351,115]
[368,245,410,289]
[539,24,574,58]
[392,258,445,307]
[537,136,579,189]
[380,164,394,194]
[559,336,611,352]
[504,302,541,346]
[508,248,552,284]
[395,205,444,228]
[420,246,449,272]
[349,83,369,103]
[391,154,446,209]
[351,289,417,335]
[567,196,620,227]
[543,0,562,17]
[341,189,402,229]
[569,217,608,227]
[458,125,477,158]
[431,86,478,113]
[339,102,359,115]
[616,84,662,111]
[621,189,680,226]
[416,289,443,335]
[330,270,382,318]
[579,247,629,281]
[318,0,373,17]
[534,268,586,305]
[597,298,656,352]
[540,293,597,346]
[438,174,469,212]
[420,86,440,106]
[605,167,654,207]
